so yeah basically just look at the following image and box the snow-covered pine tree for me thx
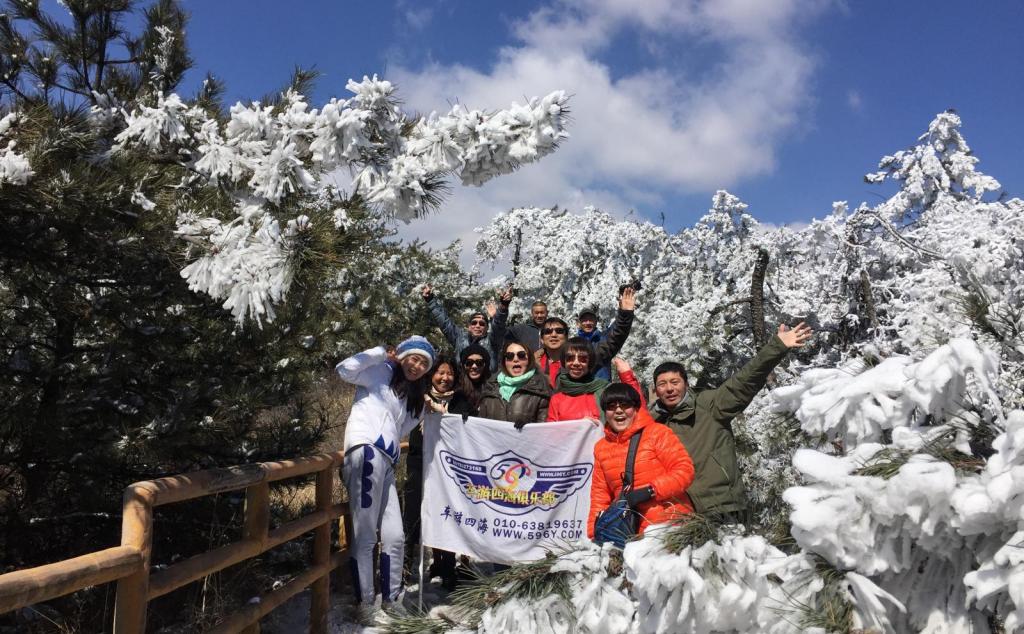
[464,111,1024,633]
[0,1,567,630]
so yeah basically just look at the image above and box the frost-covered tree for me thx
[0,2,568,630]
[460,111,1024,633]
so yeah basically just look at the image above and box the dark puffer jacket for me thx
[476,371,552,426]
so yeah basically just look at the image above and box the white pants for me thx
[343,444,405,604]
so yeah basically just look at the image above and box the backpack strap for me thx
[621,429,643,492]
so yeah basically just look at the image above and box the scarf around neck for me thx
[497,369,536,401]
[425,387,455,413]
[556,373,609,396]
[556,373,611,423]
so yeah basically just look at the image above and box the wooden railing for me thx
[0,450,359,633]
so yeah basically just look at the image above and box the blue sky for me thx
[175,0,1023,254]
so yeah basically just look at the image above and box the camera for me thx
[618,279,642,297]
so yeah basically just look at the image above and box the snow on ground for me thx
[262,573,455,633]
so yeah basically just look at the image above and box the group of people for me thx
[336,284,813,609]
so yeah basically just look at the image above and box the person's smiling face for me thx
[655,371,687,408]
[463,354,486,380]
[566,350,589,379]
[399,353,430,381]
[467,315,487,339]
[432,362,455,392]
[605,401,637,433]
[542,322,567,352]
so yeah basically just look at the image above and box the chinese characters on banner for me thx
[421,415,602,564]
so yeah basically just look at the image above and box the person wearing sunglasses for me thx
[537,286,638,387]
[477,340,552,428]
[547,345,644,422]
[421,283,510,372]
[455,343,491,415]
[588,383,694,543]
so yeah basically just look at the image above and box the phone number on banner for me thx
[438,505,584,540]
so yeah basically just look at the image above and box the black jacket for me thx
[477,371,552,427]
[509,322,542,351]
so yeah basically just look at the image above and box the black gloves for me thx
[624,485,654,507]
[514,420,529,431]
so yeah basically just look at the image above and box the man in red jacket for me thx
[537,287,637,387]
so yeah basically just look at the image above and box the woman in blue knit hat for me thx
[336,335,436,610]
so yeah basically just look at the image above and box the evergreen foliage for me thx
[0,1,548,629]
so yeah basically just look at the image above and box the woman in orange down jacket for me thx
[587,382,695,539]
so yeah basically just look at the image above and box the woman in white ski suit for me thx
[336,336,435,607]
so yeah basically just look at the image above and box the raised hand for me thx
[619,286,636,311]
[500,285,514,305]
[486,300,497,318]
[421,283,433,301]
[612,356,632,376]
[777,322,813,348]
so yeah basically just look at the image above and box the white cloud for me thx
[391,0,832,261]
[396,0,434,31]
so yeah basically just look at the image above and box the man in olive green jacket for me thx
[648,323,812,519]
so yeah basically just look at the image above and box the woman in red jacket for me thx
[547,340,644,421]
[588,383,695,540]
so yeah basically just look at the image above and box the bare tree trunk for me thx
[511,227,523,294]
[859,269,880,330]
[750,248,769,348]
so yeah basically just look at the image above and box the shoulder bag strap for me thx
[621,428,643,492]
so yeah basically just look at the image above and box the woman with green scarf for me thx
[477,340,552,428]
[547,338,644,421]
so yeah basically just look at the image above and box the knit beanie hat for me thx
[459,342,491,368]
[395,335,436,366]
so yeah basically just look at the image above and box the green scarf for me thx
[555,373,609,396]
[556,373,610,423]
[498,369,536,401]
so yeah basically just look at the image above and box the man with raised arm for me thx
[536,286,637,387]
[421,283,511,372]
[649,322,813,520]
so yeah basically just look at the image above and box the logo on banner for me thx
[439,450,592,516]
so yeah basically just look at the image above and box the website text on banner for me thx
[421,415,602,564]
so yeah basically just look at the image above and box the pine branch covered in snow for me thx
[93,78,569,324]
[465,111,1024,632]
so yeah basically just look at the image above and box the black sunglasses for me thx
[504,351,529,361]
[542,327,567,335]
[469,319,487,326]
[603,400,636,412]
[464,358,486,367]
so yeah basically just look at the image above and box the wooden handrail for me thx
[0,443,409,633]
[0,546,143,613]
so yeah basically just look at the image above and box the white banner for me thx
[420,414,602,564]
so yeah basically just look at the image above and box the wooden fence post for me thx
[113,485,154,634]
[310,468,333,634]
[241,481,270,634]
